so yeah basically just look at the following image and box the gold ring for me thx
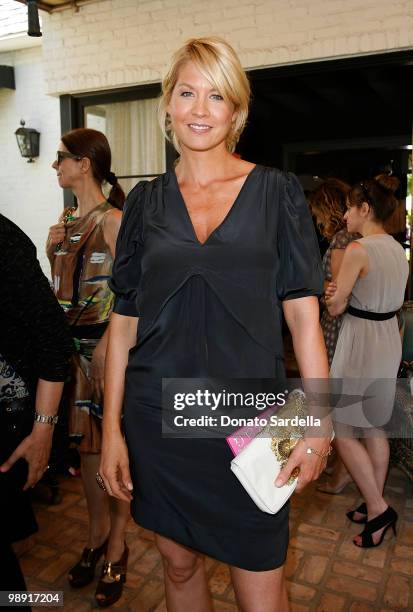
[95,472,107,492]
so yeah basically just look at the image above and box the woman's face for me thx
[51,142,83,189]
[167,61,236,154]
[344,202,365,233]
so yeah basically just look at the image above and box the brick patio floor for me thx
[19,465,413,611]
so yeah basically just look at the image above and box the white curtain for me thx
[87,98,166,196]
[106,98,165,191]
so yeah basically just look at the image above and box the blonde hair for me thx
[158,37,250,153]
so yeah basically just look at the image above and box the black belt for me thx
[347,305,398,321]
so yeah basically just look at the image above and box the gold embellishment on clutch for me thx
[271,437,297,462]
[266,390,308,485]
[271,438,301,485]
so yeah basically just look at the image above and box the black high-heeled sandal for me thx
[95,543,129,608]
[68,537,108,588]
[346,502,367,524]
[354,506,398,548]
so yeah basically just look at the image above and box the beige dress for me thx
[330,235,408,428]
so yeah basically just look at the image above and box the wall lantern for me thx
[28,0,42,37]
[15,120,40,163]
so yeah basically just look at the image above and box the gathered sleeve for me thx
[109,181,147,317]
[276,172,324,301]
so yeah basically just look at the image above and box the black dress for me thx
[0,214,72,544]
[0,214,72,596]
[110,165,323,571]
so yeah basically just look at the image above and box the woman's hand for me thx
[100,431,133,502]
[48,222,66,246]
[324,281,337,302]
[274,437,331,493]
[0,425,53,491]
[90,338,106,401]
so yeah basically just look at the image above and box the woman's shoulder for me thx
[257,166,295,179]
[386,235,409,260]
[257,166,306,196]
[101,205,122,233]
[331,228,356,249]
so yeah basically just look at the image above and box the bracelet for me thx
[305,444,332,460]
[34,411,59,425]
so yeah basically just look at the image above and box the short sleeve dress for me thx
[110,165,323,571]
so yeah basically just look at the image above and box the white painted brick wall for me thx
[0,0,27,38]
[1,0,412,272]
[39,0,413,95]
[0,46,61,277]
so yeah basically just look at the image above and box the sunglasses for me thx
[56,150,83,165]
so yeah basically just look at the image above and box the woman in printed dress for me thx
[47,128,129,607]
[308,179,361,494]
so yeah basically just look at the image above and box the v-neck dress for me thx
[109,165,323,571]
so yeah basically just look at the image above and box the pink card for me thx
[226,408,274,456]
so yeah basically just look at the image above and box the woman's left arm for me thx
[0,228,72,489]
[90,209,123,400]
[277,296,331,492]
[0,379,64,490]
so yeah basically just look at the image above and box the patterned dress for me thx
[321,228,360,366]
[0,353,30,401]
[47,202,115,453]
[0,353,37,542]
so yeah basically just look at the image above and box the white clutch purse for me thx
[230,434,299,513]
[230,389,332,514]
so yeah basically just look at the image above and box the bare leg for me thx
[94,497,130,599]
[230,564,288,612]
[80,452,110,548]
[106,497,130,560]
[335,436,389,545]
[155,534,213,612]
[317,449,352,494]
[364,432,389,494]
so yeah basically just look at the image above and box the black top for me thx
[107,166,324,572]
[111,165,323,349]
[0,214,73,399]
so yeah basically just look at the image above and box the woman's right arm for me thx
[101,181,147,499]
[323,248,345,292]
[330,248,345,280]
[326,242,367,316]
[100,312,138,502]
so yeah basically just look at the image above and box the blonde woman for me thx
[100,37,330,610]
